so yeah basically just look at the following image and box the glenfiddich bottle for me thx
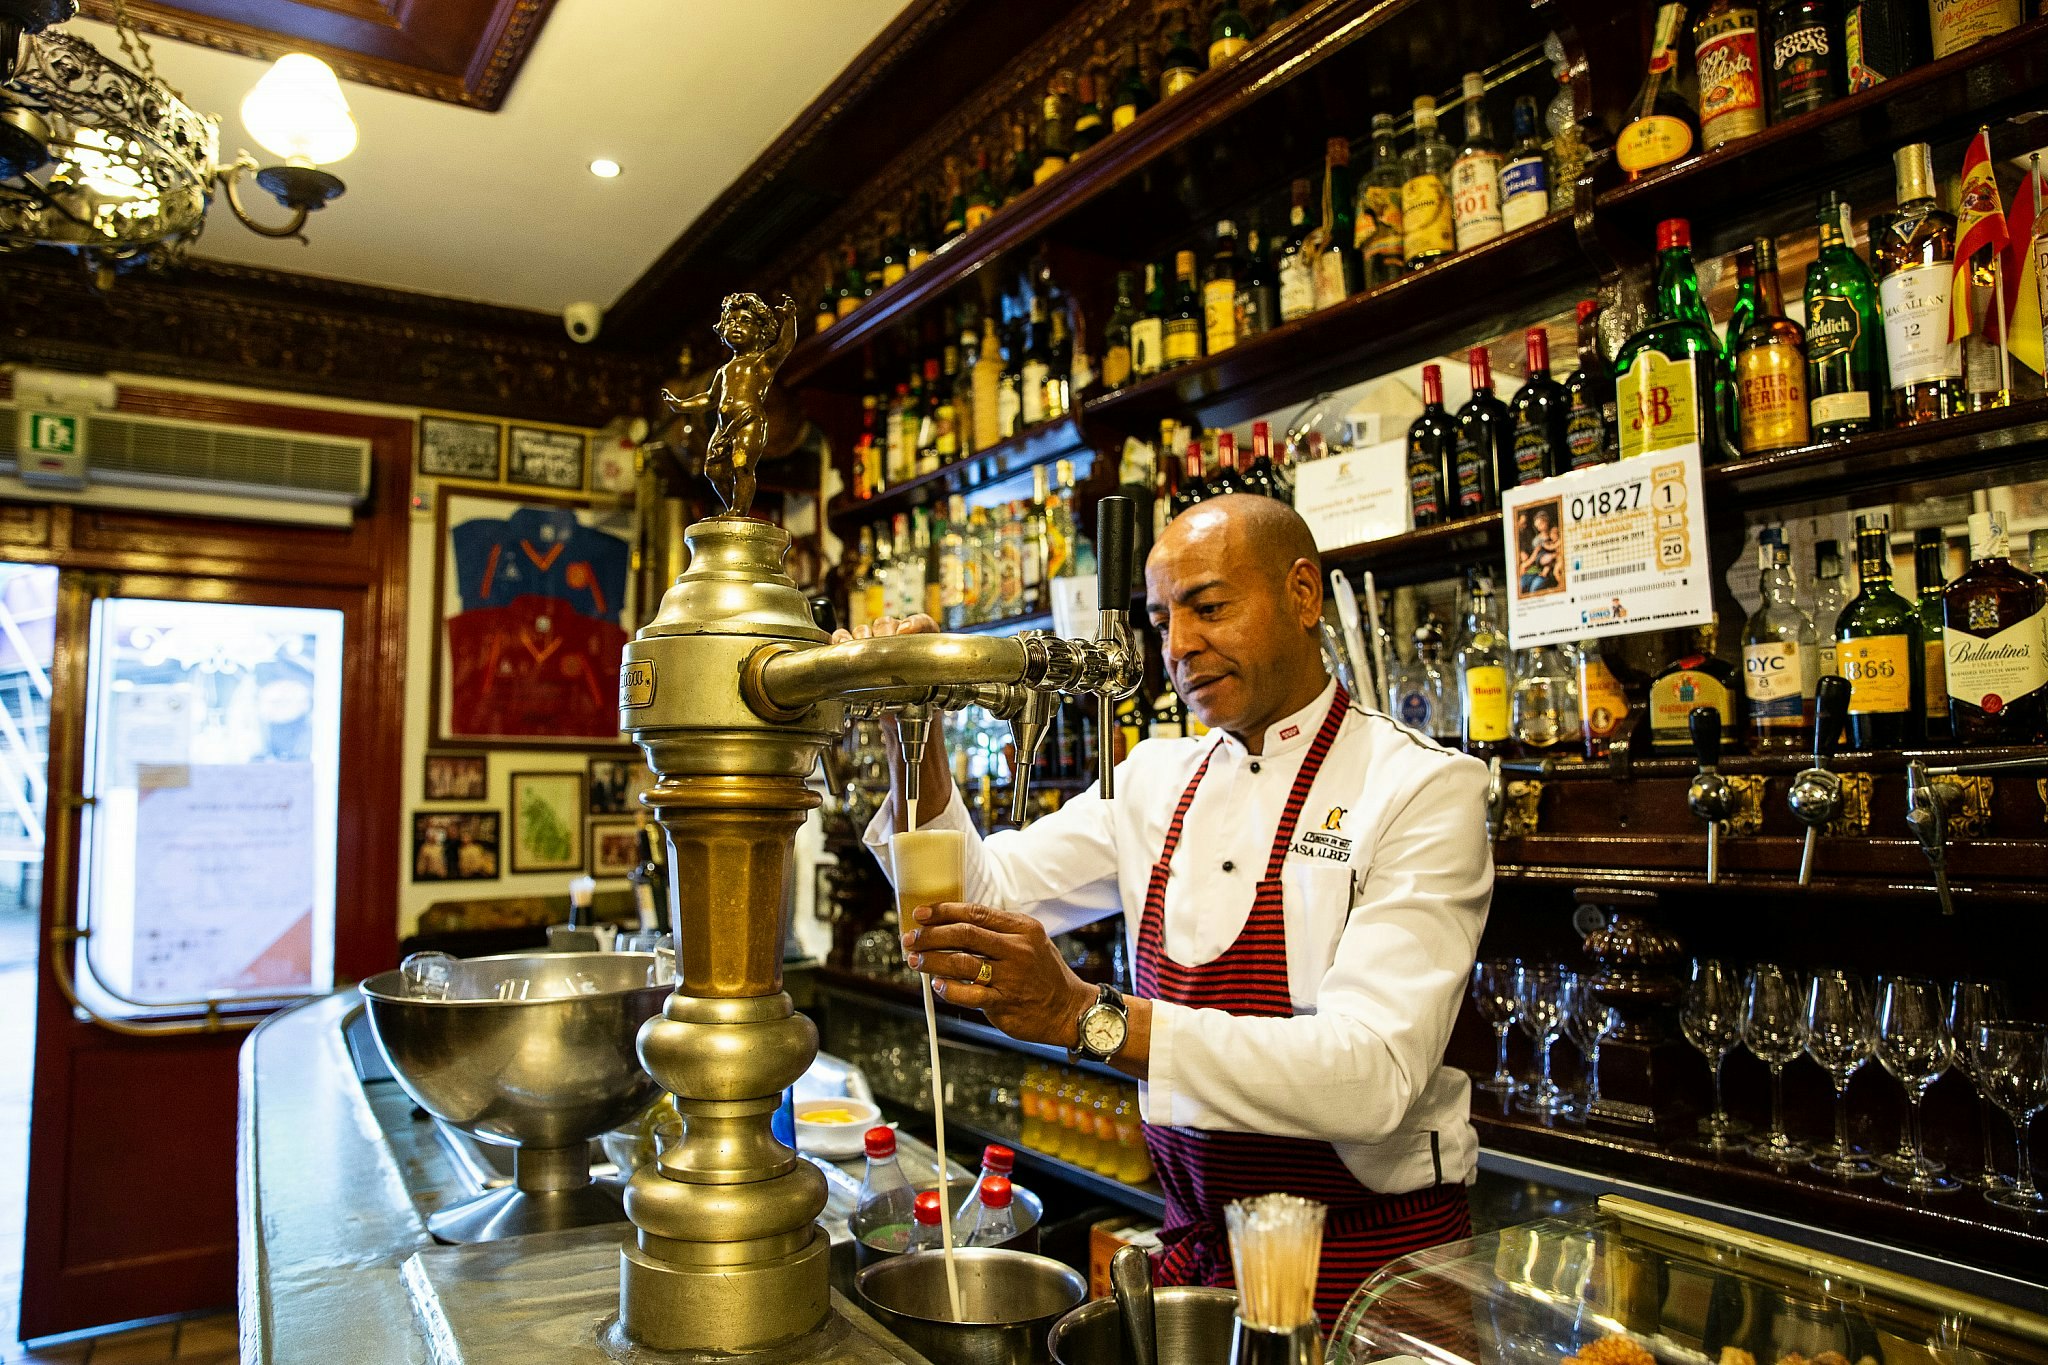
[1733,235,1811,455]
[1453,346,1511,516]
[1648,624,1741,751]
[1407,363,1455,527]
[1915,527,1951,741]
[1837,514,1922,750]
[1616,3,1698,180]
[1805,190,1886,437]
[1693,0,1766,150]
[1768,0,1841,118]
[1872,143,1962,425]
[1616,219,1726,461]
[1944,510,2048,744]
[1563,300,1618,468]
[1401,97,1456,268]
[1508,326,1569,485]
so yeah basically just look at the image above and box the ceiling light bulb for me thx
[241,54,357,166]
[589,158,622,179]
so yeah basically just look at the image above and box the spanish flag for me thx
[1950,127,2008,344]
[2002,154,2045,377]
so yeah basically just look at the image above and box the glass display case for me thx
[1332,1196,2048,1365]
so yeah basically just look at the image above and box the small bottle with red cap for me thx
[906,1189,946,1252]
[964,1176,1019,1247]
[952,1142,1016,1240]
[855,1127,917,1250]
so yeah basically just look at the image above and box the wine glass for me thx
[1875,976,1959,1195]
[1470,959,1523,1095]
[1514,963,1573,1117]
[1804,968,1877,1179]
[1744,964,1811,1164]
[1682,959,1751,1147]
[1950,980,2012,1190]
[1976,1022,2048,1215]
[1565,972,1617,1114]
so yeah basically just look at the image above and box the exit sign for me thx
[16,407,88,487]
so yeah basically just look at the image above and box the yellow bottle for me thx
[1019,1064,1043,1149]
[1068,1082,1100,1169]
[1091,1089,1120,1176]
[1048,1073,1075,1159]
[1115,1091,1153,1184]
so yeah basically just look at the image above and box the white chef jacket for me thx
[863,676,1493,1194]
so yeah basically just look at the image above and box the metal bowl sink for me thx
[360,951,669,1243]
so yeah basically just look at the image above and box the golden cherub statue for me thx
[661,292,798,516]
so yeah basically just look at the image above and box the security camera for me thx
[564,301,602,344]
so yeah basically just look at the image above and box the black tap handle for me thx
[1097,495,1134,612]
[809,595,839,634]
[1689,705,1721,769]
[1811,674,1849,763]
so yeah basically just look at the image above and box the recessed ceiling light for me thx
[589,158,621,179]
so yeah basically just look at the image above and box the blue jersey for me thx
[450,507,630,623]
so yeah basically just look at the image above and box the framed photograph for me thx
[419,414,503,482]
[509,770,586,873]
[423,751,487,802]
[507,425,588,492]
[433,490,637,747]
[588,817,640,877]
[588,755,653,814]
[412,811,500,881]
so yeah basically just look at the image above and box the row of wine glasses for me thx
[1680,962,2048,1212]
[1469,959,1619,1121]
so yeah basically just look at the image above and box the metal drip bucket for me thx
[856,1248,1086,1365]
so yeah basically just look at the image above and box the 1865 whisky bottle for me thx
[1837,513,1922,750]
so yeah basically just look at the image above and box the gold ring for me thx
[974,961,993,987]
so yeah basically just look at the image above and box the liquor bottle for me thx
[1451,72,1505,253]
[1278,178,1317,321]
[1071,75,1107,156]
[1351,113,1407,289]
[1844,0,1928,89]
[1615,218,1726,460]
[1407,363,1455,527]
[1170,441,1209,518]
[962,507,991,624]
[1391,618,1457,741]
[835,241,862,318]
[1102,271,1138,390]
[1724,244,1759,358]
[940,501,968,629]
[852,389,882,498]
[1743,534,1816,750]
[1915,527,1951,741]
[1694,0,1766,151]
[1243,421,1282,499]
[906,190,936,271]
[1235,212,1279,340]
[1209,0,1251,65]
[1734,234,1812,455]
[1499,95,1551,234]
[1204,219,1241,354]
[860,233,883,300]
[1648,625,1742,751]
[1511,645,1573,755]
[1944,510,2048,744]
[1164,250,1202,367]
[1804,190,1887,437]
[916,510,943,621]
[915,363,941,474]
[1210,432,1245,496]
[813,262,836,334]
[1508,326,1569,486]
[973,317,1004,450]
[847,527,877,632]
[933,353,961,463]
[1616,3,1699,180]
[995,321,1023,442]
[1457,578,1511,759]
[1045,304,1074,419]
[1871,143,1962,426]
[1111,40,1152,130]
[1132,263,1166,378]
[1453,346,1511,515]
[1812,538,1848,675]
[965,139,998,230]
[1313,138,1360,310]
[880,213,908,288]
[941,157,968,242]
[1563,300,1618,468]
[1004,118,1035,203]
[995,509,1025,619]
[1928,0,2022,58]
[1035,77,1071,185]
[1019,293,1050,428]
[2033,530,2048,575]
[1047,460,1078,579]
[1836,513,1923,750]
[1159,10,1202,99]
[1576,638,1637,759]
[1768,0,1841,118]
[1402,97,1457,269]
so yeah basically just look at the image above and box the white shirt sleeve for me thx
[1143,751,1492,1143]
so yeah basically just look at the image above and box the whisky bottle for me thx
[1209,0,1251,66]
[1312,138,1361,310]
[933,352,960,463]
[1499,96,1551,233]
[812,262,836,335]
[1102,271,1138,390]
[1576,637,1637,759]
[1407,363,1455,527]
[1131,263,1166,378]
[1019,293,1050,428]
[850,527,879,632]
[1235,212,1278,340]
[1003,118,1035,203]
[1944,510,2048,744]
[1204,220,1240,355]
[1023,471,1051,614]
[1915,527,1951,741]
[1563,299,1618,469]
[1768,0,1841,118]
[995,326,1022,442]
[1837,514,1923,750]
[1164,250,1202,367]
[916,360,943,474]
[1811,538,1847,675]
[1111,41,1152,130]
[1616,3,1699,180]
[1742,534,1816,750]
[1159,10,1202,99]
[1615,219,1726,460]
[1693,0,1766,151]
[1733,234,1812,455]
[1243,421,1282,500]
[1648,625,1741,751]
[1457,577,1512,759]
[1070,75,1106,156]
[1035,77,1071,185]
[880,212,908,288]
[1278,178,1317,322]
[1453,346,1512,516]
[1929,0,2022,58]
[1401,97,1457,269]
[1357,112,1407,288]
[941,157,968,242]
[965,140,998,230]
[1509,326,1569,486]
[1872,143,1962,425]
[1844,0,1928,88]
[1047,460,1078,580]
[1451,72,1505,252]
[1044,304,1073,420]
[1210,432,1245,496]
[907,190,936,271]
[1804,190,1887,437]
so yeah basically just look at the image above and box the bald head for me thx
[1152,493,1322,589]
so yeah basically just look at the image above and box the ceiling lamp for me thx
[0,0,356,287]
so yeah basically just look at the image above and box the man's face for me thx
[1144,506,1313,734]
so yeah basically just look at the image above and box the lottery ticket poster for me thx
[1500,445,1714,649]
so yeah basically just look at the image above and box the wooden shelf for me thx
[1320,511,1504,587]
[1704,397,2048,507]
[827,415,1091,527]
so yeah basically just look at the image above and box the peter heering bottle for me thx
[1872,143,1962,426]
[1733,234,1811,455]
[1837,513,1922,751]
[1742,533,1816,751]
[1944,510,2048,745]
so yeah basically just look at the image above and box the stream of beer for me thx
[905,797,965,1323]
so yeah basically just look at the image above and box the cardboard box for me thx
[1088,1215,1162,1298]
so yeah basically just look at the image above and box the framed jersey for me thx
[433,489,638,746]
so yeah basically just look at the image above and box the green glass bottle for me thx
[1803,189,1886,438]
[1208,0,1251,66]
[1159,10,1203,99]
[1722,243,1757,356]
[1914,527,1950,741]
[1614,218,1727,462]
[1111,40,1152,131]
[1836,514,1922,751]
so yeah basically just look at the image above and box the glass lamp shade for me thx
[240,53,356,165]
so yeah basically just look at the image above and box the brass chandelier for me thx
[0,0,357,286]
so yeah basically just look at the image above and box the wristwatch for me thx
[1072,984,1129,1064]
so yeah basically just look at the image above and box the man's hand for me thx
[903,901,1096,1049]
[829,614,952,829]
[828,612,941,646]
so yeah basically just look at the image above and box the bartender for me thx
[850,493,1493,1324]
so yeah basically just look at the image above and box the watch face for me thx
[1082,1005,1126,1056]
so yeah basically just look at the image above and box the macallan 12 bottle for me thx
[1872,143,1962,426]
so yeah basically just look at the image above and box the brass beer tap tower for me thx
[613,294,1140,1354]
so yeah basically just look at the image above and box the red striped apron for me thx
[1136,686,1470,1330]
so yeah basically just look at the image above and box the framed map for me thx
[507,425,587,492]
[509,771,584,873]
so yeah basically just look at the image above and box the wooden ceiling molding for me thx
[75,0,560,110]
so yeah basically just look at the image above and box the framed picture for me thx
[412,811,500,881]
[433,490,637,747]
[588,755,653,814]
[509,770,586,873]
[423,751,487,801]
[588,816,640,877]
[507,425,588,492]
[418,414,503,482]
